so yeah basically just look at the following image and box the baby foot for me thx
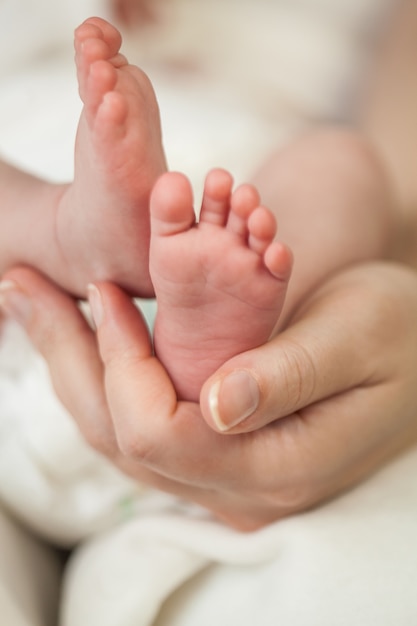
[56,17,166,296]
[150,169,293,401]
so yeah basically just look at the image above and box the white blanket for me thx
[1,1,416,624]
[1,320,417,625]
[1,321,417,625]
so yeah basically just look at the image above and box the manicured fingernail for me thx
[208,370,260,431]
[0,280,33,326]
[87,284,103,329]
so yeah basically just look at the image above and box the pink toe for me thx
[227,184,261,238]
[151,172,196,237]
[247,206,277,255]
[264,242,293,280]
[199,169,233,227]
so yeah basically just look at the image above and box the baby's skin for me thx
[150,169,292,402]
[56,17,166,296]
[52,17,293,403]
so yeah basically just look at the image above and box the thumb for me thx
[200,269,386,433]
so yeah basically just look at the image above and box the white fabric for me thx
[0,503,61,626]
[1,0,416,625]
[1,321,417,625]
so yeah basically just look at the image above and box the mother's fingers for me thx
[0,270,246,525]
[89,281,241,486]
[0,269,248,523]
[89,281,372,498]
[84,279,417,529]
[0,271,277,495]
[90,283,313,489]
[0,267,117,454]
[200,263,415,433]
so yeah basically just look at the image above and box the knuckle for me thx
[256,480,317,519]
[278,340,317,412]
[83,424,116,457]
[77,408,118,458]
[116,424,160,465]
[29,321,57,356]
[55,389,118,458]
[227,482,317,531]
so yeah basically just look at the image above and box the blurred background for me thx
[0,0,394,199]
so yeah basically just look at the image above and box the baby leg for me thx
[56,17,167,296]
[251,128,397,325]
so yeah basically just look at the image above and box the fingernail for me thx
[208,370,260,431]
[87,284,103,329]
[0,280,33,326]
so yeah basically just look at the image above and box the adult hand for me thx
[1,262,417,530]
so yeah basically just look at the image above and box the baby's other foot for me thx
[56,17,167,296]
[150,169,292,401]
